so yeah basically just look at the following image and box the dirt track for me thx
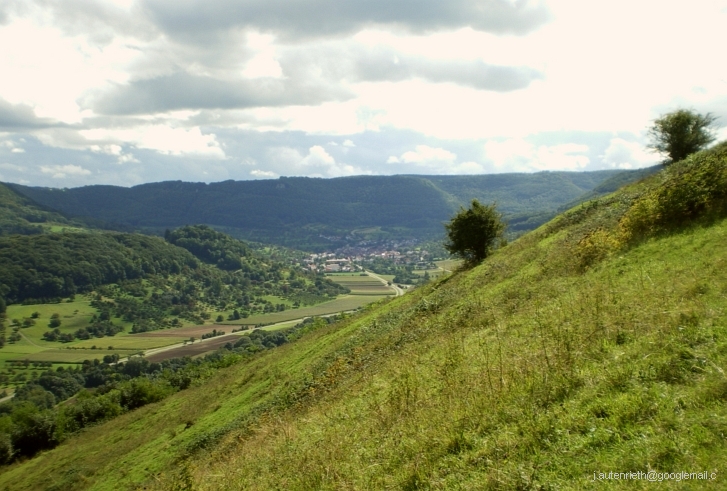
[133,325,244,338]
[144,334,240,362]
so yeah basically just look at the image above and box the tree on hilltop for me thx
[444,200,505,265]
[648,109,718,165]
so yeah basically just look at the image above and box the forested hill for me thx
[165,225,253,270]
[0,181,133,236]
[0,182,75,235]
[0,233,199,303]
[8,169,652,247]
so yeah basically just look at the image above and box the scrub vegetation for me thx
[1,143,725,489]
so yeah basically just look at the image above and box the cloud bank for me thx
[0,0,725,187]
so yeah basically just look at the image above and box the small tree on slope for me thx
[444,200,505,265]
[648,109,718,165]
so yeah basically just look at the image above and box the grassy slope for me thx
[173,219,727,490]
[1,151,726,489]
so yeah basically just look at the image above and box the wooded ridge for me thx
[8,169,655,248]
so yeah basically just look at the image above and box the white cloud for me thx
[484,139,590,171]
[270,145,368,178]
[0,0,726,182]
[40,164,92,178]
[250,169,277,178]
[90,144,123,155]
[1,139,25,153]
[454,161,484,173]
[117,153,139,164]
[387,145,484,174]
[399,145,457,165]
[80,125,226,158]
[0,17,138,124]
[88,143,138,164]
[601,137,656,169]
[240,32,283,79]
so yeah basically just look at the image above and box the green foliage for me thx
[118,378,174,410]
[60,391,123,433]
[648,109,718,164]
[8,403,59,457]
[620,141,727,240]
[0,232,198,303]
[444,199,505,264]
[0,432,11,465]
[0,182,72,236]
[165,225,251,270]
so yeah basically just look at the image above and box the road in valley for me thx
[364,270,404,296]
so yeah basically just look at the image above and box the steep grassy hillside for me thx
[0,146,725,489]
[8,170,646,248]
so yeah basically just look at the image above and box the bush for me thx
[61,393,123,432]
[10,404,59,457]
[118,378,173,410]
[444,200,505,265]
[48,313,61,328]
[0,432,12,465]
[620,142,727,240]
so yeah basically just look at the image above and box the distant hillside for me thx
[8,170,648,249]
[0,182,134,236]
[0,182,74,235]
[2,146,724,489]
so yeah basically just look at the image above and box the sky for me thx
[1,0,726,188]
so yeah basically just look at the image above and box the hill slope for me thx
[8,170,648,248]
[0,182,75,235]
[0,148,725,489]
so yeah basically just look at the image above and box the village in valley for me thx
[301,245,438,275]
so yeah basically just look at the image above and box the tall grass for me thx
[144,144,727,490]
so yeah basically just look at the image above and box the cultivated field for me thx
[326,273,395,295]
[260,320,300,331]
[0,290,389,372]
[223,295,387,326]
[434,259,461,272]
[73,336,187,350]
[20,349,135,364]
[144,334,243,363]
[1,298,183,369]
